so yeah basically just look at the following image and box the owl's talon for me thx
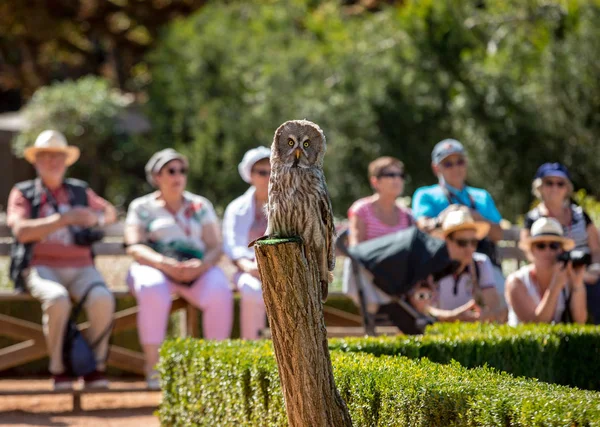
[248,235,270,248]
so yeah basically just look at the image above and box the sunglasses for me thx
[166,167,188,176]
[451,237,479,248]
[542,179,566,188]
[413,291,433,301]
[441,158,466,169]
[378,172,405,179]
[532,241,562,251]
[252,169,271,177]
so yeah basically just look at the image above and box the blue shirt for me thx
[412,183,502,223]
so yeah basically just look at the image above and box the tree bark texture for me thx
[255,238,353,427]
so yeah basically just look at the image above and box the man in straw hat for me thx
[433,206,506,322]
[505,217,587,326]
[7,130,117,390]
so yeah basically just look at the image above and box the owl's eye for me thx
[287,139,294,146]
[303,140,310,148]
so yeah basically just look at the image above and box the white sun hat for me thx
[519,217,575,252]
[238,146,271,184]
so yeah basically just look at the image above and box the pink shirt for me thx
[348,196,414,242]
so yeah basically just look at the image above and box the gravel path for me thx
[0,379,161,427]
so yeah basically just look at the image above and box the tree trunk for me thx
[254,238,353,427]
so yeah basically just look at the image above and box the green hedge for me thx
[159,338,600,427]
[330,323,600,391]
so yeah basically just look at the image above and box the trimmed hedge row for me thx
[159,338,600,427]
[330,323,600,390]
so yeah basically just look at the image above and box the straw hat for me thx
[439,208,490,240]
[238,146,271,184]
[519,217,575,252]
[24,130,80,166]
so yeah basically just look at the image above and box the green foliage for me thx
[159,337,600,426]
[146,0,600,220]
[573,189,600,225]
[330,322,600,390]
[145,0,449,215]
[13,77,153,207]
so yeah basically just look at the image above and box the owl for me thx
[265,119,335,302]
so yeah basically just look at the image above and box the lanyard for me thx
[441,184,476,210]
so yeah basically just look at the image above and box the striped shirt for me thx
[524,203,592,250]
[348,196,414,242]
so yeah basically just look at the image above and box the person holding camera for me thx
[7,130,117,390]
[124,148,233,389]
[521,163,600,323]
[433,207,506,323]
[506,217,587,326]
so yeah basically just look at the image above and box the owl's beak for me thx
[295,148,301,159]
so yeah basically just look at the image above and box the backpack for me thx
[63,282,113,377]
[9,178,89,291]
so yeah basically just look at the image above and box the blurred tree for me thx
[13,76,153,210]
[145,0,600,221]
[0,0,206,98]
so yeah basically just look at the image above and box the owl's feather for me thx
[266,119,335,302]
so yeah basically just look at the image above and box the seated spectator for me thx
[434,207,506,322]
[507,217,587,325]
[7,130,117,390]
[223,147,271,339]
[124,148,233,389]
[348,156,413,246]
[412,139,505,297]
[521,162,600,323]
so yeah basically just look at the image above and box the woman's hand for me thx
[158,256,186,282]
[566,262,586,290]
[550,263,569,291]
[177,259,206,283]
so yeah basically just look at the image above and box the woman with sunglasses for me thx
[434,207,506,322]
[521,163,600,323]
[506,217,587,325]
[223,147,271,340]
[348,156,413,246]
[124,149,233,388]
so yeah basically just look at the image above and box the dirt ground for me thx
[0,379,161,427]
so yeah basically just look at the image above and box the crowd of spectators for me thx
[6,130,599,390]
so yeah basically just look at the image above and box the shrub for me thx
[158,338,600,426]
[330,322,600,390]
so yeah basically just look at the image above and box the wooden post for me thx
[255,238,352,427]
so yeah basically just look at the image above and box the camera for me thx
[73,228,105,247]
[557,249,592,268]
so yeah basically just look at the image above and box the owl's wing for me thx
[319,188,336,272]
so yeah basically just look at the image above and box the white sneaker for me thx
[52,374,74,391]
[82,370,109,389]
